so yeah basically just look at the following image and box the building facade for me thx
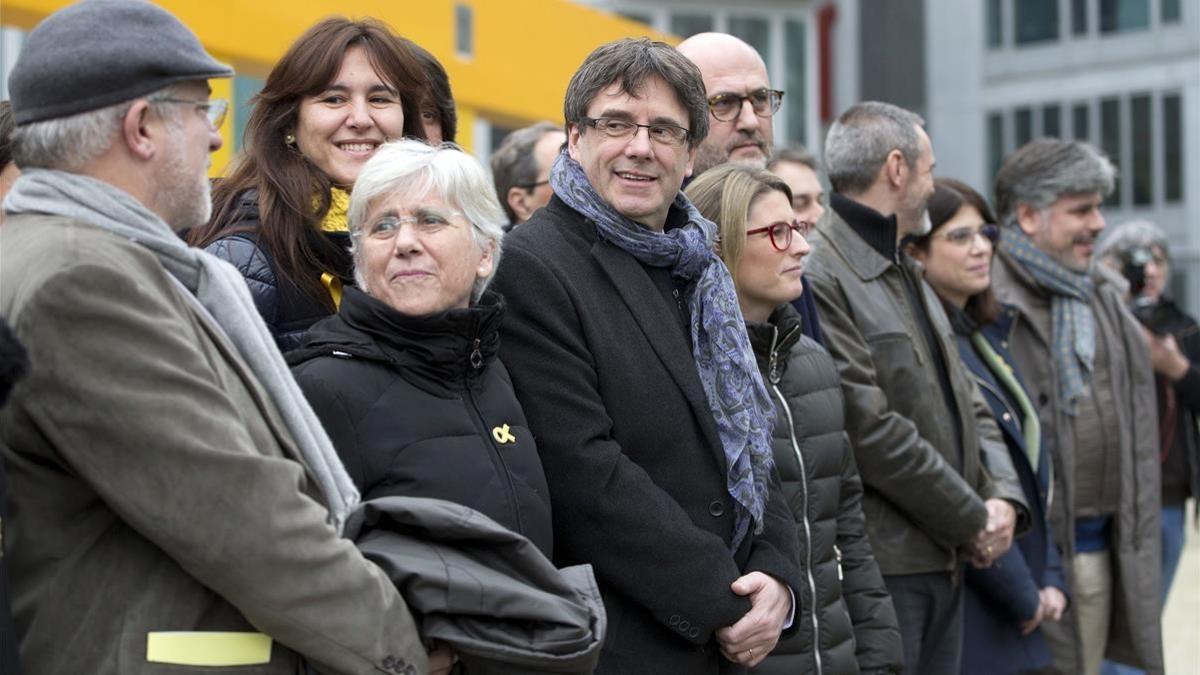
[0,0,671,170]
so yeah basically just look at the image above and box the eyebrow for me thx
[321,83,400,96]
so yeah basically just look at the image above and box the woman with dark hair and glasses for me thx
[687,163,903,675]
[190,17,428,352]
[905,178,1068,675]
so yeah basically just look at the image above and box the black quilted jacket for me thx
[747,304,903,675]
[203,190,354,353]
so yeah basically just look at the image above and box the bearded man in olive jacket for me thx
[990,139,1162,675]
[0,2,426,673]
[803,101,1029,675]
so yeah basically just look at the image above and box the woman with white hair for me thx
[289,139,552,553]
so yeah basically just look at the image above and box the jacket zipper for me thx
[770,377,822,675]
[464,340,524,535]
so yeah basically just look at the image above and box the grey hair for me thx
[12,83,190,171]
[563,37,709,148]
[491,121,561,223]
[823,101,925,195]
[994,138,1115,228]
[347,139,505,303]
[768,144,819,173]
[1096,219,1171,266]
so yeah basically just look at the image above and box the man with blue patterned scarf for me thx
[990,138,1163,675]
[490,37,802,674]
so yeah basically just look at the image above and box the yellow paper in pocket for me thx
[146,631,272,666]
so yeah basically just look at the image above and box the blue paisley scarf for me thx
[550,149,775,551]
[1001,225,1095,415]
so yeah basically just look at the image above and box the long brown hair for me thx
[191,17,427,308]
[908,177,1002,325]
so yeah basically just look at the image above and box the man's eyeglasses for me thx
[746,219,814,252]
[935,223,1000,247]
[152,97,228,129]
[518,179,550,191]
[581,117,691,147]
[707,89,785,122]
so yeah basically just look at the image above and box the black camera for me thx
[1120,247,1172,334]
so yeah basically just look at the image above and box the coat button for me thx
[689,627,700,638]
[679,619,691,632]
[708,500,725,517]
[1038,393,1049,406]
[1002,412,1012,422]
[1001,340,1009,349]
[669,614,680,626]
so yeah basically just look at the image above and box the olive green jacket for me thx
[805,205,1028,576]
[991,248,1162,674]
[0,214,428,674]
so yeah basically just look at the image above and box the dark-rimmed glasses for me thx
[707,89,784,122]
[935,223,999,247]
[581,117,691,147]
[151,97,229,129]
[518,179,550,191]
[746,219,813,252]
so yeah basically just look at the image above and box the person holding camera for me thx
[1096,220,1199,633]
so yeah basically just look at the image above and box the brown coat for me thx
[805,206,1028,576]
[991,248,1163,674]
[0,214,428,674]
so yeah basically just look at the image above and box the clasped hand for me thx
[716,572,791,668]
[966,498,1016,568]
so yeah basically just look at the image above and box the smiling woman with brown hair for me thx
[189,17,427,352]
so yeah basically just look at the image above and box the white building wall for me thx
[925,0,1200,313]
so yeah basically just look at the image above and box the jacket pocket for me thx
[863,331,923,411]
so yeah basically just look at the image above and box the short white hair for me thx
[348,140,506,303]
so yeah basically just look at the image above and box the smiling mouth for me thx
[338,142,380,154]
[616,171,655,182]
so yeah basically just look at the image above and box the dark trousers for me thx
[884,571,963,675]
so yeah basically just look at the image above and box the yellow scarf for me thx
[317,187,351,307]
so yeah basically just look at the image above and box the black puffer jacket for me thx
[288,287,554,556]
[748,304,903,675]
[204,190,354,353]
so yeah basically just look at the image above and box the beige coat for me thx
[0,214,428,674]
[991,248,1163,674]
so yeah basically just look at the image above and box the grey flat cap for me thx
[8,0,234,125]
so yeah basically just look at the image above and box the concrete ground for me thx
[1163,506,1198,674]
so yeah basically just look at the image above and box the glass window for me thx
[728,16,771,63]
[1164,93,1182,203]
[454,3,474,57]
[1015,0,1059,44]
[1072,0,1089,35]
[784,19,807,146]
[988,111,1005,183]
[1073,102,1091,141]
[1100,0,1150,33]
[1100,97,1122,206]
[233,75,264,152]
[987,0,1004,47]
[1015,106,1033,146]
[1163,0,1181,23]
[1130,94,1152,206]
[1043,104,1062,137]
[670,13,713,38]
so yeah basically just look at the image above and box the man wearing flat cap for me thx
[0,1,429,673]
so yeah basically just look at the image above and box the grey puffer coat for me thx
[748,304,904,675]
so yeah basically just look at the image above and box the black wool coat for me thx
[289,287,553,556]
[492,196,803,675]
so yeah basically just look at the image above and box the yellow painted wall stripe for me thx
[146,631,272,666]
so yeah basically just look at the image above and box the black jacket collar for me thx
[289,286,504,388]
[830,192,900,263]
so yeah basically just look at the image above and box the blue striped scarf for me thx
[1000,225,1095,415]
